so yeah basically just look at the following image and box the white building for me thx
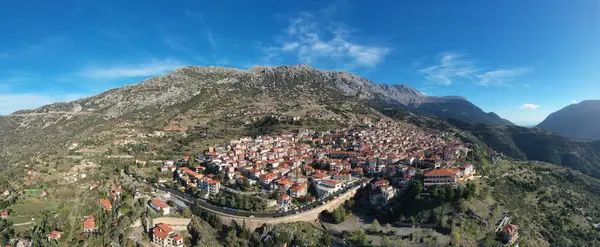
[150,199,170,215]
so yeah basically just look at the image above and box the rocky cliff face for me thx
[537,100,600,140]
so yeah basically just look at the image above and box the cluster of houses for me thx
[154,119,473,211]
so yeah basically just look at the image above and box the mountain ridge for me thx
[0,64,513,161]
[536,100,600,140]
[7,65,511,125]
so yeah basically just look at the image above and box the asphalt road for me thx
[123,170,365,218]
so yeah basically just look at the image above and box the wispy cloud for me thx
[165,37,191,51]
[261,10,390,69]
[206,29,216,51]
[0,93,86,115]
[478,68,530,86]
[572,100,578,104]
[81,59,185,78]
[517,104,539,110]
[420,52,530,86]
[419,52,478,85]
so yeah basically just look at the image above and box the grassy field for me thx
[9,198,56,216]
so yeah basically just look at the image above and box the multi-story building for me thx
[423,169,458,187]
[198,177,221,195]
[315,180,343,197]
[259,172,278,186]
[289,183,308,198]
[152,223,185,247]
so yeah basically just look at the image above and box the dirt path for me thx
[501,169,527,178]
[13,221,33,226]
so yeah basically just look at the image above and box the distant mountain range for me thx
[537,100,600,140]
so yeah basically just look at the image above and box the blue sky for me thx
[1,0,599,125]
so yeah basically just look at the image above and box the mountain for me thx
[379,108,600,179]
[537,100,600,140]
[0,65,512,160]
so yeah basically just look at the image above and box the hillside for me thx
[380,108,600,179]
[537,100,600,140]
[374,110,600,246]
[0,65,511,162]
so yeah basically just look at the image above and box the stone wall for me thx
[212,186,359,230]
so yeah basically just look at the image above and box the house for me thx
[150,199,170,215]
[423,169,458,187]
[369,180,397,207]
[279,194,292,211]
[276,179,292,191]
[82,215,97,233]
[16,239,32,247]
[47,230,62,241]
[152,223,185,247]
[198,177,221,196]
[351,167,364,177]
[152,223,183,247]
[99,198,112,210]
[503,224,519,244]
[458,163,475,178]
[173,234,184,247]
[259,172,278,186]
[289,183,308,198]
[315,180,343,197]
[1,210,8,219]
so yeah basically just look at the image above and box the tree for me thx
[385,223,393,234]
[225,227,237,247]
[372,219,381,233]
[413,180,423,193]
[350,229,370,247]
[451,228,461,246]
[445,186,455,201]
[331,205,347,224]
[182,208,192,218]
[381,235,392,247]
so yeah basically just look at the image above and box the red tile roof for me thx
[277,179,291,185]
[424,169,457,177]
[312,173,329,179]
[155,223,173,234]
[82,216,96,229]
[151,199,169,209]
[99,198,112,210]
[153,230,169,240]
[260,172,278,180]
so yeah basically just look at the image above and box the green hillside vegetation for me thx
[379,108,600,179]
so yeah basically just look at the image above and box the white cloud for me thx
[81,59,184,78]
[517,104,539,110]
[263,12,390,69]
[419,52,478,85]
[420,52,530,86]
[478,68,530,86]
[572,100,578,104]
[0,93,86,115]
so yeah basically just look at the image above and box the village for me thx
[1,117,522,247]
